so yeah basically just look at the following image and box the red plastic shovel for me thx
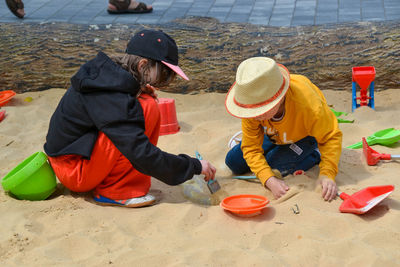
[338,185,394,214]
[362,137,400,166]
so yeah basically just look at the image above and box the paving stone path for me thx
[1,0,400,26]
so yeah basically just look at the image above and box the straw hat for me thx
[225,57,290,119]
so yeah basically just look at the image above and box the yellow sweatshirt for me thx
[241,74,342,186]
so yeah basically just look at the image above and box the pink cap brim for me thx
[162,61,189,81]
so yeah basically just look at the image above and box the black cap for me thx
[126,29,188,80]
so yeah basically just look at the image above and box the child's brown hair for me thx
[111,54,176,91]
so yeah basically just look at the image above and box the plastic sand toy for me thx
[347,128,400,149]
[362,137,400,166]
[1,152,57,200]
[157,98,180,136]
[0,90,16,107]
[330,108,354,123]
[220,194,269,217]
[338,185,394,214]
[195,151,220,194]
[351,66,375,112]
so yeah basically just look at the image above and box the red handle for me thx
[339,192,350,200]
[380,154,392,160]
[339,192,365,208]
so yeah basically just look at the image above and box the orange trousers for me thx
[48,94,160,200]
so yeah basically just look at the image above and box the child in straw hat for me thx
[44,30,216,208]
[225,57,342,201]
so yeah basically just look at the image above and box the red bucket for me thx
[158,98,180,136]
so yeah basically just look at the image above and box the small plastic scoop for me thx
[338,185,394,214]
[362,137,400,166]
[347,128,400,149]
[195,151,220,194]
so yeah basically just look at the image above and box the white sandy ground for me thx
[0,88,399,266]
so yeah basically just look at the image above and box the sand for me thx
[0,88,399,266]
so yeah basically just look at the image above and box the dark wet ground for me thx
[1,18,399,94]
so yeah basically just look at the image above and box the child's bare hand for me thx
[265,176,289,199]
[143,84,158,99]
[319,176,337,201]
[200,160,216,181]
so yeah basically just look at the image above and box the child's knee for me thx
[225,146,250,174]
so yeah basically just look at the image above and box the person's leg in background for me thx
[5,0,152,19]
[107,0,152,14]
[5,0,25,18]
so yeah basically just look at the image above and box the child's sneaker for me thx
[93,194,156,208]
[228,131,242,149]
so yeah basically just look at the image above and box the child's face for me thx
[140,60,174,89]
[138,59,160,86]
[254,98,284,121]
[147,65,159,85]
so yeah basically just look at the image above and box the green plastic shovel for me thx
[330,108,354,124]
[347,128,400,149]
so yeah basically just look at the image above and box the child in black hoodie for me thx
[44,29,216,207]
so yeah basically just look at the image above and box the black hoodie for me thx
[44,52,202,185]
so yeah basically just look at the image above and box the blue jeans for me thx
[225,136,321,177]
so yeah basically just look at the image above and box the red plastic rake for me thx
[362,137,400,166]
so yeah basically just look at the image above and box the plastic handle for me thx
[232,175,257,180]
[380,154,392,160]
[347,136,375,149]
[338,192,365,208]
[346,142,362,149]
[338,192,350,200]
[195,151,203,160]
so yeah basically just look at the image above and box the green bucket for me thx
[1,152,57,201]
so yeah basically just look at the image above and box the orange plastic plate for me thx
[220,194,269,216]
[0,90,16,107]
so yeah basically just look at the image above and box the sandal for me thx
[93,194,156,208]
[107,0,153,14]
[5,0,25,19]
